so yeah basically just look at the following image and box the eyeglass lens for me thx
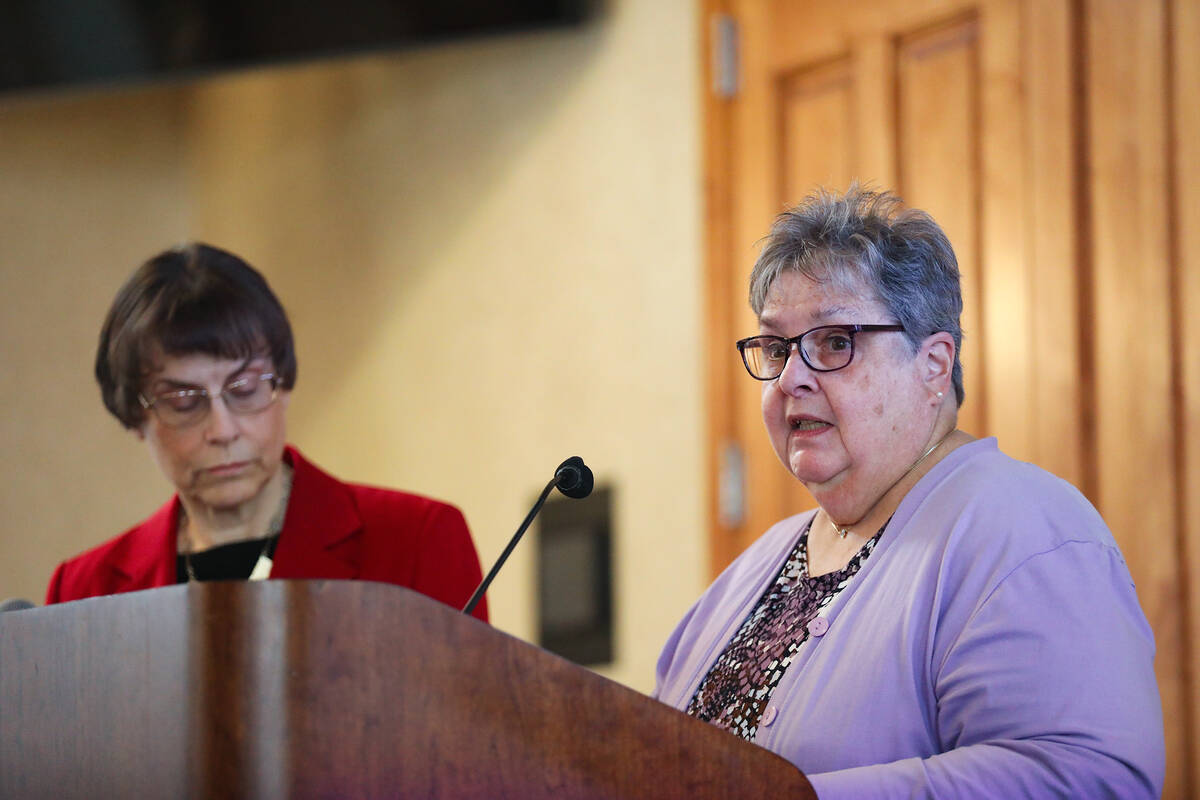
[741,328,856,378]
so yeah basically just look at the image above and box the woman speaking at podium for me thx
[45,243,487,620]
[654,188,1163,797]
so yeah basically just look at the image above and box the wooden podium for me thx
[0,581,815,799]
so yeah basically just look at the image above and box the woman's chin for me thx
[788,455,844,489]
[191,481,261,512]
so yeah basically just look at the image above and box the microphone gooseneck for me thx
[462,457,593,616]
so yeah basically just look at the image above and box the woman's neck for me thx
[808,424,971,576]
[178,463,292,553]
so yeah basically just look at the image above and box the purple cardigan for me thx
[655,439,1163,798]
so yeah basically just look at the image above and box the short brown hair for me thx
[95,243,297,429]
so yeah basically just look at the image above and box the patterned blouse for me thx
[686,519,883,740]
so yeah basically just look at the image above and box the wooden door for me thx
[702,0,1195,795]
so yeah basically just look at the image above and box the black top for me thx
[175,536,279,583]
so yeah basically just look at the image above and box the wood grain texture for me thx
[779,58,854,205]
[1,582,816,799]
[729,0,794,563]
[703,0,745,577]
[1084,1,1186,795]
[1025,0,1085,490]
[895,13,986,435]
[978,0,1034,462]
[776,56,853,526]
[0,593,192,798]
[1170,0,1200,791]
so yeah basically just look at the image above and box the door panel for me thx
[1086,0,1185,791]
[895,15,984,435]
[780,58,854,203]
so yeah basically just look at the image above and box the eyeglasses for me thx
[736,324,905,380]
[139,372,280,428]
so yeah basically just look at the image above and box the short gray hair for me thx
[748,185,965,406]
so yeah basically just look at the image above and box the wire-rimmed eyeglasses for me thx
[736,324,905,380]
[138,372,280,428]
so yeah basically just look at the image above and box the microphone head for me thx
[0,598,36,613]
[554,456,594,499]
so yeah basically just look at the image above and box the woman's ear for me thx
[920,332,955,400]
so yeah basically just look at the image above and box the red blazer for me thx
[45,446,488,621]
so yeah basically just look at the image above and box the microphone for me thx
[462,456,593,616]
[553,455,594,500]
[0,598,36,613]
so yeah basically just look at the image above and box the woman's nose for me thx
[203,395,241,442]
[775,344,816,396]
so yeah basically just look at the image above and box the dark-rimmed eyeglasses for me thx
[736,325,905,380]
[138,373,280,428]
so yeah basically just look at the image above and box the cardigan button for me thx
[806,616,829,637]
[760,705,778,726]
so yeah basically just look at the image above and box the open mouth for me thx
[790,418,831,432]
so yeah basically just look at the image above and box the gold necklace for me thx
[829,428,956,539]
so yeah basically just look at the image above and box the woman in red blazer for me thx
[46,243,487,621]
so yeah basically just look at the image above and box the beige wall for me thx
[0,87,196,598]
[0,0,703,693]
